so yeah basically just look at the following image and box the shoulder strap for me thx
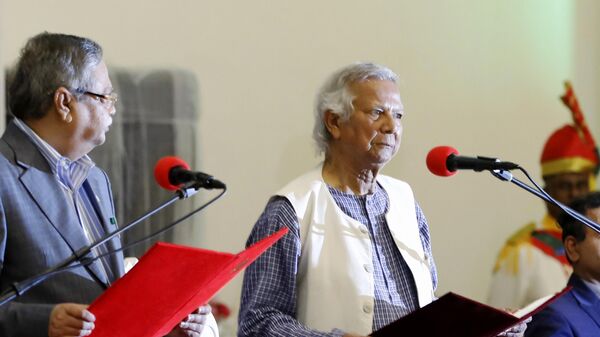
[530,229,569,265]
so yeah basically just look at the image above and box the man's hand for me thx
[166,304,212,337]
[497,317,531,337]
[48,303,95,337]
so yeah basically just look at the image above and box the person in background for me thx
[488,82,599,310]
[524,191,600,336]
[238,62,527,337]
[0,32,216,337]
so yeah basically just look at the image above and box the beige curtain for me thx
[91,68,200,257]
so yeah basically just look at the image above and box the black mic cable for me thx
[492,166,600,234]
[0,183,225,306]
[92,185,226,262]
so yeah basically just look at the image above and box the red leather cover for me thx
[88,227,288,337]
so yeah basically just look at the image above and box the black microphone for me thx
[0,156,229,306]
[426,146,520,177]
[154,156,226,190]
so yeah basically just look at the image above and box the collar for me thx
[581,278,600,300]
[13,118,95,190]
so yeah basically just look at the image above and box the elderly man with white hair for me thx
[238,62,527,337]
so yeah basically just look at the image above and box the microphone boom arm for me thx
[0,185,199,306]
[491,169,600,234]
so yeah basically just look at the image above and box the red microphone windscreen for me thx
[426,146,459,177]
[154,156,191,191]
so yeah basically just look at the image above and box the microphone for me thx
[1,156,226,306]
[154,156,226,190]
[426,146,519,177]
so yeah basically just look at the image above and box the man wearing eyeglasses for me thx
[0,32,216,337]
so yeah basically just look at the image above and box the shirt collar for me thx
[13,118,95,189]
[581,278,600,300]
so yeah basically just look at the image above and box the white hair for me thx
[312,62,399,155]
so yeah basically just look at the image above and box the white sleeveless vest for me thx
[277,168,435,335]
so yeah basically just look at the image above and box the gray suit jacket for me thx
[0,121,124,336]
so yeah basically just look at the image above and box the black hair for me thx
[7,32,102,120]
[558,191,600,242]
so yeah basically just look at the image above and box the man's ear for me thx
[53,87,73,123]
[324,110,342,140]
[564,236,580,265]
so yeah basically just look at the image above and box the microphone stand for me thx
[0,185,200,306]
[491,169,600,234]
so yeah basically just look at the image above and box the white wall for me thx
[2,0,599,330]
[574,1,600,119]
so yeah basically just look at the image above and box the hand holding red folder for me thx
[88,227,288,337]
[165,304,213,337]
[370,287,570,337]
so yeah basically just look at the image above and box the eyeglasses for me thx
[81,91,119,108]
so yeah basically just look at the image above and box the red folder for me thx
[371,286,571,337]
[88,227,288,337]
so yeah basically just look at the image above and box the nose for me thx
[108,103,116,116]
[381,112,400,134]
[570,184,589,200]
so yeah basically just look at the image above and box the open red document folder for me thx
[88,227,288,337]
[371,286,571,337]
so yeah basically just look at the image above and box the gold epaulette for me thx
[492,222,536,274]
[506,222,536,246]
